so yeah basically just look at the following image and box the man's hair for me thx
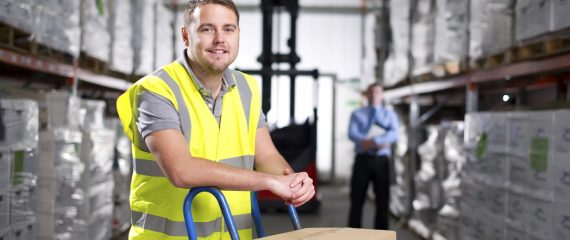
[184,0,240,27]
[367,82,383,92]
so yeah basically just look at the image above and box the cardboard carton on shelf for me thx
[258,228,396,240]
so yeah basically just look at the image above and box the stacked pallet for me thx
[0,99,39,240]
[462,111,570,240]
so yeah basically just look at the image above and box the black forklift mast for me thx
[239,0,319,118]
[239,0,321,212]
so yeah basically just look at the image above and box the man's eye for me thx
[201,27,213,32]
[224,27,235,32]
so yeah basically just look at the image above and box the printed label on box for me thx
[530,137,548,172]
[477,132,488,161]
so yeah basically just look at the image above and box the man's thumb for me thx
[283,168,293,175]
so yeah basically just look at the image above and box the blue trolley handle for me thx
[184,187,303,240]
[183,187,240,240]
[250,192,302,238]
[287,204,302,230]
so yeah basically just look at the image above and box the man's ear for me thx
[181,26,189,47]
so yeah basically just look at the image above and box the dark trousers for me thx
[348,154,390,230]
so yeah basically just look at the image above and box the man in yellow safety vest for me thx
[116,0,315,239]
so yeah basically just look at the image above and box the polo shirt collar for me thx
[177,49,237,98]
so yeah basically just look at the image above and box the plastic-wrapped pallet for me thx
[104,118,132,236]
[463,111,561,240]
[0,99,39,148]
[433,0,468,65]
[34,0,81,57]
[80,100,115,240]
[0,99,39,240]
[81,0,111,62]
[50,128,87,240]
[108,0,134,74]
[469,0,515,60]
[409,125,446,238]
[383,0,410,87]
[42,92,87,240]
[133,0,157,75]
[46,91,82,130]
[0,0,33,33]
[389,116,411,218]
[515,0,552,42]
[0,91,88,239]
[432,122,464,240]
[463,112,509,240]
[410,0,436,77]
[468,0,489,60]
[155,2,175,68]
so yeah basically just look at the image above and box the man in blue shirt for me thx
[347,83,399,230]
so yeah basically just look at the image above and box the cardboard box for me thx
[525,112,554,195]
[507,113,533,190]
[484,212,506,240]
[0,191,8,229]
[486,185,507,216]
[552,111,570,201]
[551,0,570,31]
[258,228,396,240]
[0,99,39,148]
[506,190,528,230]
[515,0,552,42]
[527,197,554,239]
[554,200,570,239]
[0,151,11,190]
[506,225,527,240]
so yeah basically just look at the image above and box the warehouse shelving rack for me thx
[0,48,131,91]
[384,51,570,101]
[382,34,570,239]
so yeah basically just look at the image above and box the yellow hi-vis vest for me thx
[116,60,261,240]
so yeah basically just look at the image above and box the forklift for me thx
[239,0,320,212]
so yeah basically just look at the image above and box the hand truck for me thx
[183,187,302,240]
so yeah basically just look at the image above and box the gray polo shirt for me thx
[136,51,267,139]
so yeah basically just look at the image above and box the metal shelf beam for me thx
[0,48,131,91]
[384,52,570,101]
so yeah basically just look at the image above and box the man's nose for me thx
[213,31,225,44]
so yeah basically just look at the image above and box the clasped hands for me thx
[360,139,387,152]
[270,168,315,207]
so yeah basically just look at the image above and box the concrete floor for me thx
[260,183,421,239]
[114,183,421,239]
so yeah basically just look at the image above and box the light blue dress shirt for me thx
[348,105,399,157]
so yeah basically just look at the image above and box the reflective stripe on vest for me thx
[153,69,191,143]
[131,211,252,237]
[232,71,252,129]
[135,155,255,177]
